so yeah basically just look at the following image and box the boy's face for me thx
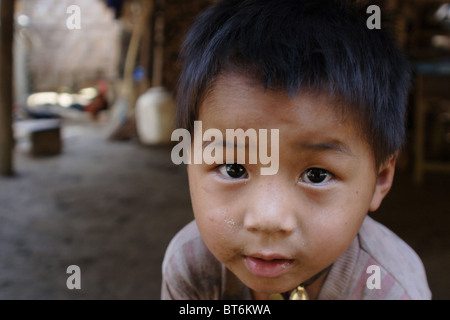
[187,72,395,298]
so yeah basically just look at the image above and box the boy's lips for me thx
[244,254,294,278]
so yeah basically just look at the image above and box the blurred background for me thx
[0,0,448,300]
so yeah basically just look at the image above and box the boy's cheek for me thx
[187,164,211,200]
[193,199,243,235]
[194,208,243,264]
[303,218,361,265]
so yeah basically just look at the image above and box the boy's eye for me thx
[300,168,333,184]
[218,164,248,179]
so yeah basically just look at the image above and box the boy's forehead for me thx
[200,72,348,125]
[198,72,371,155]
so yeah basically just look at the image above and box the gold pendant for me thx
[289,285,309,300]
[269,293,284,300]
[268,285,309,300]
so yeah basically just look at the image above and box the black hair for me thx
[176,0,411,168]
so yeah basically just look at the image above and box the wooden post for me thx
[152,0,165,88]
[0,0,15,176]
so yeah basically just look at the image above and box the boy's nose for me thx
[243,180,297,237]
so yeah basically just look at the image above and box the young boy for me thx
[161,0,431,299]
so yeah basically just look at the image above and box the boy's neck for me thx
[305,270,329,299]
[251,268,331,300]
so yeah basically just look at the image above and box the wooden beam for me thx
[152,0,165,88]
[0,0,15,176]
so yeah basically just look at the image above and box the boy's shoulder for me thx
[161,220,224,299]
[163,220,203,258]
[319,216,431,300]
[353,216,431,299]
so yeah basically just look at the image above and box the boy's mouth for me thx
[244,255,294,278]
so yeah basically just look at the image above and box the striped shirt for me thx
[161,216,431,300]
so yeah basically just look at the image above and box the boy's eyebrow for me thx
[298,141,355,156]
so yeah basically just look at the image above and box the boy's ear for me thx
[369,154,397,212]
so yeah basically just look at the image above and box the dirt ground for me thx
[0,110,193,299]
[0,109,449,300]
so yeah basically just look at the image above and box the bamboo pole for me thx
[122,0,153,114]
[0,0,15,176]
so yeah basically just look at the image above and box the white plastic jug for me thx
[135,87,176,145]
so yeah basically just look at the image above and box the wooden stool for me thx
[14,119,62,156]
